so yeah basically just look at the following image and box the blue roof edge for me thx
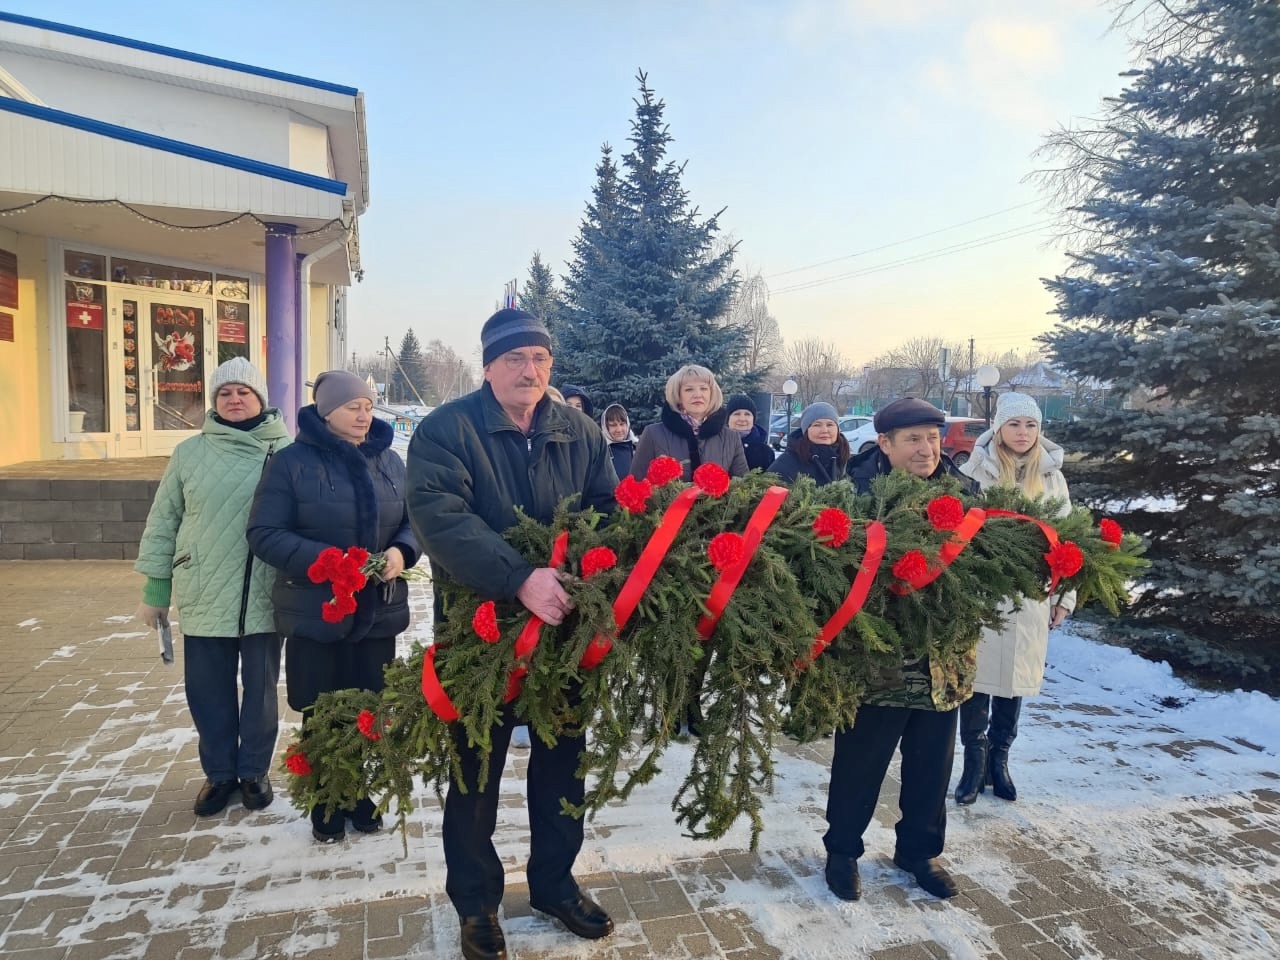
[0,11,360,97]
[0,98,349,197]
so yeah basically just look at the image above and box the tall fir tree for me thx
[1038,0,1279,647]
[554,73,754,424]
[518,250,561,326]
[391,328,426,404]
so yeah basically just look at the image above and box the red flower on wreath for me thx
[926,495,965,532]
[892,549,930,582]
[285,747,312,776]
[615,475,653,513]
[580,546,618,578]
[1046,541,1085,579]
[1099,518,1123,549]
[645,455,684,487]
[813,507,853,548]
[693,463,731,498]
[708,532,745,571]
[472,600,501,643]
[356,709,382,741]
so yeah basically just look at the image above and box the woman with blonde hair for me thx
[955,392,1075,805]
[630,364,747,482]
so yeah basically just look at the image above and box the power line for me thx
[765,200,1042,280]
[772,221,1054,296]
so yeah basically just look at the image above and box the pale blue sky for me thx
[17,1,1136,373]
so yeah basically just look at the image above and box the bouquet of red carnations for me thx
[307,546,427,622]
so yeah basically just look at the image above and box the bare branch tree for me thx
[725,271,783,375]
[780,337,854,409]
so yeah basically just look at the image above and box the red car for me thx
[941,417,987,466]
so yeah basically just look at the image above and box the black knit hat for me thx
[873,397,946,433]
[481,308,552,366]
[725,394,756,417]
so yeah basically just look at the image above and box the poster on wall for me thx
[151,302,205,430]
[66,301,105,329]
[0,249,16,309]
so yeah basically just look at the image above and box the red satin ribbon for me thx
[421,644,459,722]
[580,486,702,669]
[984,507,1065,591]
[804,519,888,666]
[890,507,987,595]
[422,530,571,721]
[695,485,790,640]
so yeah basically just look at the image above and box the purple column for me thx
[264,223,298,434]
[295,252,306,420]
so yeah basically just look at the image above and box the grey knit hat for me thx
[993,391,1043,431]
[314,370,374,417]
[480,308,552,366]
[209,356,268,407]
[800,402,839,433]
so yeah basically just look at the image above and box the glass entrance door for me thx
[113,290,213,456]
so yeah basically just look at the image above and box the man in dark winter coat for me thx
[823,397,978,904]
[405,308,617,960]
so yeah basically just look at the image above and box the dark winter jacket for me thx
[247,407,419,645]
[405,383,617,608]
[768,430,850,486]
[630,404,749,481]
[739,423,776,471]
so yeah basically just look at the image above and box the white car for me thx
[840,415,878,454]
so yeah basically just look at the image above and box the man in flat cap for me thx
[405,308,618,960]
[822,397,977,903]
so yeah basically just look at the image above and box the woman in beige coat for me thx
[630,364,748,482]
[955,392,1076,804]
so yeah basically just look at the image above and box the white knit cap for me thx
[993,391,1042,431]
[209,356,268,407]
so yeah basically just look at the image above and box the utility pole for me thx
[384,336,391,404]
[968,337,975,417]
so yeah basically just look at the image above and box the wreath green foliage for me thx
[282,468,1147,851]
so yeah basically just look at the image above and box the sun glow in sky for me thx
[15,0,1136,374]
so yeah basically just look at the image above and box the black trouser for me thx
[824,704,958,862]
[443,707,587,916]
[959,693,1022,748]
[183,632,281,782]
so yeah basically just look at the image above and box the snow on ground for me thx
[6,584,1278,958]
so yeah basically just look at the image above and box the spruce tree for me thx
[518,251,562,327]
[555,73,753,424]
[1038,0,1280,648]
[391,328,426,404]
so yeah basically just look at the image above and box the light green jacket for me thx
[135,410,291,636]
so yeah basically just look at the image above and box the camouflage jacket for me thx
[861,644,978,712]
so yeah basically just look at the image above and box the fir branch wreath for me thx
[283,460,1147,853]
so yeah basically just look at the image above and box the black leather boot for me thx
[988,746,1017,801]
[954,741,988,805]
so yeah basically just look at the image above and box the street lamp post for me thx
[975,365,1001,427]
[782,376,799,439]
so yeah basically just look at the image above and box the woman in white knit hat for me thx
[954,392,1076,805]
[135,357,292,817]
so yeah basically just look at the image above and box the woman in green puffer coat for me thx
[134,358,291,818]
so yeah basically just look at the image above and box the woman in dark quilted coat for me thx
[248,371,419,844]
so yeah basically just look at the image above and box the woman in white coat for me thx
[954,392,1076,804]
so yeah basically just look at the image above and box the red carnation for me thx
[472,600,501,643]
[356,709,381,742]
[345,547,371,568]
[1046,541,1085,579]
[813,507,853,548]
[926,495,965,532]
[580,546,618,579]
[307,546,345,583]
[321,600,346,623]
[615,475,653,513]
[1099,518,1123,549]
[285,748,312,776]
[693,463,731,498]
[645,455,684,487]
[892,549,930,582]
[708,532,745,571]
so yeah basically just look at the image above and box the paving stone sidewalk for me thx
[0,562,1277,959]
